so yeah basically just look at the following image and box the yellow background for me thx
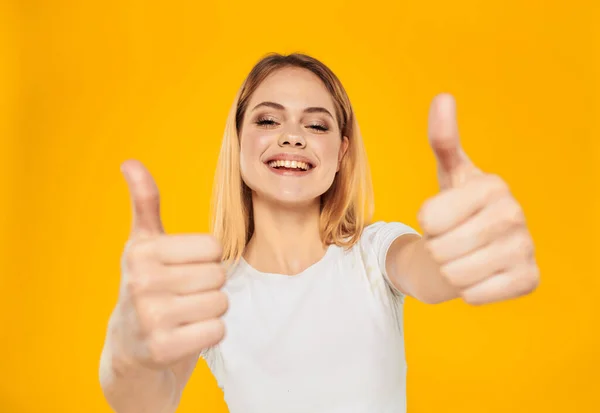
[1,0,598,412]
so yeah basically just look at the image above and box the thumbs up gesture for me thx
[417,94,539,305]
[112,160,227,370]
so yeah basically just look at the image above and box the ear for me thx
[337,136,350,172]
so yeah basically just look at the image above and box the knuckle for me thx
[215,291,229,314]
[519,235,533,257]
[491,220,510,245]
[462,292,483,306]
[485,174,509,201]
[476,222,494,246]
[489,174,509,192]
[443,267,470,289]
[423,240,438,261]
[509,270,537,297]
[126,274,150,297]
[418,200,436,234]
[438,265,457,286]
[205,236,223,260]
[138,301,164,331]
[460,291,472,304]
[147,332,171,365]
[417,204,430,229]
[124,242,143,270]
[484,204,517,243]
[206,319,226,347]
[212,265,227,288]
[510,278,529,297]
[124,239,154,270]
[475,219,490,240]
[513,232,534,260]
[205,291,229,317]
[425,239,450,264]
[525,266,541,292]
[214,319,226,341]
[504,199,525,227]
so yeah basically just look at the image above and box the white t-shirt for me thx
[201,221,420,413]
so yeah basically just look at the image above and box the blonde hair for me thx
[210,53,374,264]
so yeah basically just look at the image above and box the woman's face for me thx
[239,67,348,207]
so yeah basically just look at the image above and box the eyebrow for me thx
[251,101,334,120]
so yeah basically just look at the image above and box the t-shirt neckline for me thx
[239,244,337,278]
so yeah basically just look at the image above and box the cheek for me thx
[315,139,342,172]
[239,130,273,172]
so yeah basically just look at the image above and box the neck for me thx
[243,195,328,275]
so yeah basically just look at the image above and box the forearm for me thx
[99,319,180,413]
[388,236,460,304]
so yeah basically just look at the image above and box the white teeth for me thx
[267,160,311,170]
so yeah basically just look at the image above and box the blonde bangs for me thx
[210,53,375,265]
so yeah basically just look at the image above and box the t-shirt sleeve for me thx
[199,346,224,389]
[360,220,421,297]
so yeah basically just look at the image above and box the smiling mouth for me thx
[266,159,314,171]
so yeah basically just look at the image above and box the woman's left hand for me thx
[416,93,540,305]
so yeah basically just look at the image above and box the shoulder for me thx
[359,220,420,257]
[343,221,421,322]
[354,221,420,295]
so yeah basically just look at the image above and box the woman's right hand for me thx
[110,159,228,371]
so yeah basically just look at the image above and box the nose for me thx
[278,132,306,149]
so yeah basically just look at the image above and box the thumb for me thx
[120,159,164,240]
[428,93,478,188]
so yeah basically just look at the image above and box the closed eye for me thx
[256,119,279,128]
[308,124,329,132]
[255,118,329,132]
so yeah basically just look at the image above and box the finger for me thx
[153,234,223,264]
[418,174,510,236]
[460,264,540,305]
[439,229,534,289]
[160,263,227,294]
[427,93,479,188]
[121,159,164,239]
[166,291,229,325]
[423,194,525,263]
[149,318,226,365]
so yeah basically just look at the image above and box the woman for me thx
[99,53,539,413]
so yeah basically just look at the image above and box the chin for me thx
[243,168,332,209]
[257,188,322,209]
